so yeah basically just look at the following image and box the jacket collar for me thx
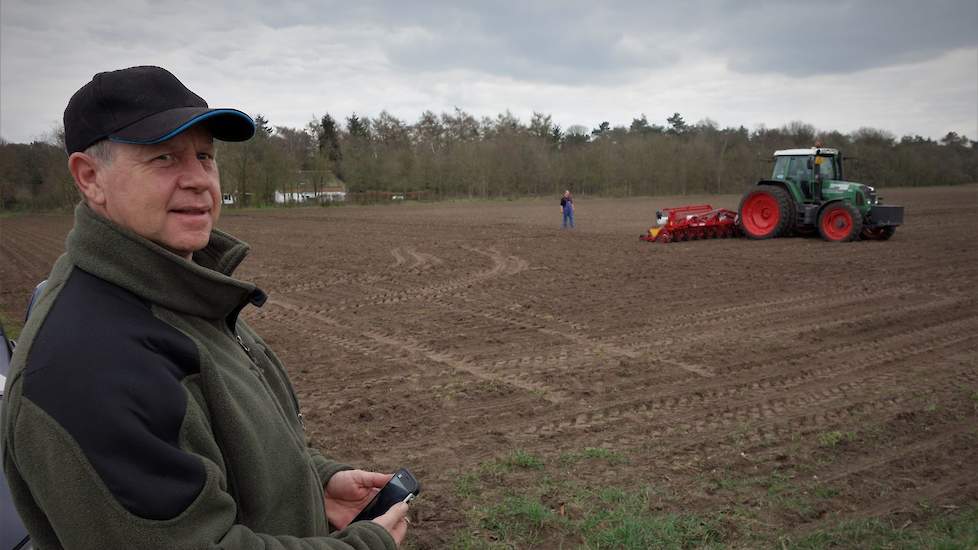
[67,202,265,320]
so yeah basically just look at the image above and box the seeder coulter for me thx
[640,204,741,243]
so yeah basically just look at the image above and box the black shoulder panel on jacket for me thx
[23,268,206,520]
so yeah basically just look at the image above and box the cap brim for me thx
[109,107,256,145]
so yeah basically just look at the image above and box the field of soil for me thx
[2,185,976,548]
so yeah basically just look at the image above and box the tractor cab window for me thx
[814,156,836,180]
[772,156,791,180]
[787,156,809,183]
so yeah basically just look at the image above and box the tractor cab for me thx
[771,148,849,204]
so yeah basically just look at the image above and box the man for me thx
[1,66,409,549]
[560,190,574,229]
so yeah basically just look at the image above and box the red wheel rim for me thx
[821,207,852,240]
[742,193,779,236]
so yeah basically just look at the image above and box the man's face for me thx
[94,126,220,259]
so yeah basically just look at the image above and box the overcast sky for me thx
[2,0,976,144]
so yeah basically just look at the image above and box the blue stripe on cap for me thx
[109,109,255,145]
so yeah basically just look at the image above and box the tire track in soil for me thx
[608,289,832,344]
[615,298,971,386]
[482,315,978,439]
[265,268,369,295]
[615,284,926,353]
[390,320,976,461]
[405,248,444,269]
[695,297,976,379]
[816,420,976,486]
[1,226,58,276]
[468,293,974,403]
[252,246,968,470]
[578,364,976,471]
[783,428,978,539]
[838,457,978,522]
[425,283,948,388]
[1,222,68,250]
[255,312,574,425]
[390,248,406,267]
[264,246,620,404]
[424,296,644,360]
[294,253,918,388]
[263,297,571,404]
[0,224,65,313]
[273,280,656,408]
[372,294,968,422]
[454,320,973,448]
[306,245,529,311]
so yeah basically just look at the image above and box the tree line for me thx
[1,111,975,210]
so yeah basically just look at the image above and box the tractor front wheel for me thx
[738,186,794,239]
[818,202,863,242]
[861,226,896,241]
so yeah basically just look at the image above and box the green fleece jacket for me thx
[1,203,395,549]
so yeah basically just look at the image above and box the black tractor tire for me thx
[738,186,795,239]
[860,226,896,241]
[817,202,863,242]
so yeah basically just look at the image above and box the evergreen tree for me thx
[667,112,687,135]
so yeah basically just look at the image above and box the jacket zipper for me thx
[231,329,307,442]
[231,327,326,522]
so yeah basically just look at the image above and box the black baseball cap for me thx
[63,65,256,155]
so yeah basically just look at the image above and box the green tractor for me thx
[738,147,903,242]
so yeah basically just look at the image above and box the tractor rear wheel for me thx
[738,186,794,239]
[818,202,863,242]
[860,226,896,240]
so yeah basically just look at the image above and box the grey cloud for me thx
[239,0,977,80]
[0,0,974,142]
[384,27,681,84]
[708,0,978,76]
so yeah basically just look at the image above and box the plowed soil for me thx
[2,185,976,547]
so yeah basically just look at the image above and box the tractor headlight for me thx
[864,186,878,204]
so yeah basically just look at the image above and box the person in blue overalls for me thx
[560,190,575,229]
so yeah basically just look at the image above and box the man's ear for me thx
[68,152,105,206]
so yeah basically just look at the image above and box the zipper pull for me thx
[236,334,250,353]
[235,334,263,375]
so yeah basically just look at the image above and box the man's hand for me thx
[373,501,409,546]
[325,470,410,544]
[324,470,392,529]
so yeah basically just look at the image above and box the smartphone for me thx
[352,468,421,523]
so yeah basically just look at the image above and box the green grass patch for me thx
[453,472,481,500]
[452,450,546,500]
[496,449,544,471]
[812,485,840,499]
[454,448,726,549]
[461,485,725,550]
[788,505,978,549]
[766,472,790,495]
[559,446,628,465]
[816,430,856,448]
[479,494,561,544]
[581,487,724,549]
[451,446,975,549]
